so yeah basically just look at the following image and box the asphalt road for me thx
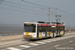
[24,36,75,50]
[0,33,75,50]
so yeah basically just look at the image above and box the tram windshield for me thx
[24,24,36,32]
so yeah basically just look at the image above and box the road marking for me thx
[45,41,51,42]
[64,37,69,39]
[20,45,31,48]
[69,41,72,42]
[68,37,70,38]
[54,45,59,47]
[65,37,68,39]
[56,39,61,41]
[61,38,64,39]
[7,47,21,50]
[29,43,39,46]
[63,37,67,39]
[52,40,57,41]
[36,42,46,44]
[4,35,75,50]
[43,40,51,43]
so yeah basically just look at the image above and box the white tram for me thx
[23,21,65,40]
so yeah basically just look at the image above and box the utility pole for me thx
[38,8,57,22]
[48,8,50,22]
[41,8,50,22]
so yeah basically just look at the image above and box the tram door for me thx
[37,26,46,38]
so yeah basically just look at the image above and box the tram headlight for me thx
[24,32,26,35]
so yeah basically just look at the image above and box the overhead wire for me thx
[1,3,45,13]
[1,0,55,15]
[21,0,75,17]
[1,0,75,17]
[3,0,48,10]
[57,8,75,17]
[21,0,56,9]
[0,0,49,15]
[0,6,48,16]
[0,6,36,14]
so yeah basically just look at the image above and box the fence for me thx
[0,32,23,41]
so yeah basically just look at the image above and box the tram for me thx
[23,21,65,40]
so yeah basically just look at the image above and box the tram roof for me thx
[24,22,64,24]
[24,22,36,24]
[24,22,65,26]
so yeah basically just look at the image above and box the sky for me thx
[0,0,75,26]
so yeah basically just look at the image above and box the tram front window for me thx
[24,24,36,32]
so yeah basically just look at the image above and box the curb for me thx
[0,38,23,42]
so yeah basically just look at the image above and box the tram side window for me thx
[58,26,61,30]
[46,26,49,31]
[61,27,63,30]
[39,26,46,32]
[38,26,50,32]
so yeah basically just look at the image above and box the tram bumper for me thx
[23,35,33,39]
